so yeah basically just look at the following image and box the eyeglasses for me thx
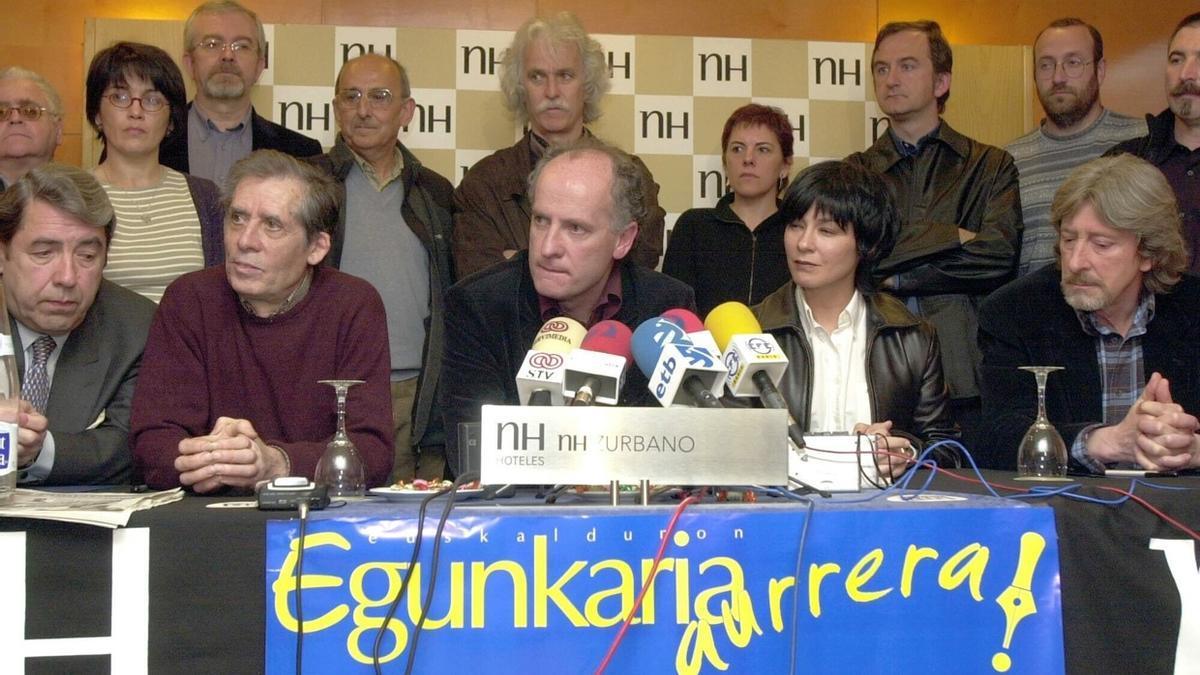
[334,88,399,110]
[105,91,168,112]
[194,37,257,54]
[0,103,54,122]
[1036,57,1093,79]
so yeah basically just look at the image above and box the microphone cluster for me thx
[514,303,805,441]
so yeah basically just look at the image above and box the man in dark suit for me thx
[442,140,695,475]
[0,164,156,485]
[979,154,1200,473]
[159,1,321,184]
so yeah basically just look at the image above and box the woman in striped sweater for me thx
[86,41,223,303]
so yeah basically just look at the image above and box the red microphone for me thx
[562,320,634,406]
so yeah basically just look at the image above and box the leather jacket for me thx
[753,282,960,464]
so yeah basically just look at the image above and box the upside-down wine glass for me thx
[1016,367,1068,479]
[315,379,366,497]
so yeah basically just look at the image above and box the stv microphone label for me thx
[529,353,563,370]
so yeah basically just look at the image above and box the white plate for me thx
[368,487,486,502]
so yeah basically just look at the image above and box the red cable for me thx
[593,495,700,675]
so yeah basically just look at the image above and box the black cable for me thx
[295,501,309,675]
[371,473,480,674]
[405,472,478,674]
[787,497,816,675]
[372,485,442,674]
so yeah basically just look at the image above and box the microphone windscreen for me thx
[661,308,705,334]
[630,317,690,376]
[531,316,586,353]
[580,320,633,361]
[705,301,764,351]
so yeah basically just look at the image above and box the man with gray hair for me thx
[0,67,63,190]
[452,12,665,277]
[442,140,694,474]
[309,53,455,482]
[159,0,321,184]
[0,163,155,485]
[131,150,394,492]
[979,154,1200,473]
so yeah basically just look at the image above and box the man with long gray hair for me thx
[979,154,1200,473]
[452,12,665,277]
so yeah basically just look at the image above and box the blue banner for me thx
[265,495,1063,673]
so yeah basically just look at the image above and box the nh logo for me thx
[278,102,331,133]
[813,56,862,87]
[698,53,748,82]
[407,104,452,134]
[461,45,502,75]
[341,43,393,61]
[0,529,149,672]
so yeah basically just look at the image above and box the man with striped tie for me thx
[0,163,155,485]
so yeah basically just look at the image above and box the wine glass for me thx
[315,380,366,497]
[1016,367,1068,480]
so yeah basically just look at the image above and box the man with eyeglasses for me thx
[308,53,454,483]
[1006,19,1146,277]
[159,1,320,184]
[1108,12,1200,274]
[0,67,62,191]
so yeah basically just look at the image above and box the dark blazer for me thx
[441,251,696,474]
[159,104,322,176]
[846,121,1022,400]
[308,136,456,449]
[13,280,156,485]
[978,266,1200,471]
[451,130,666,277]
[752,282,959,464]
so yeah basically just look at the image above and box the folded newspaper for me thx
[0,488,185,528]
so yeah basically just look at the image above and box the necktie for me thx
[23,335,55,413]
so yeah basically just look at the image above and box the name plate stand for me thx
[479,405,788,502]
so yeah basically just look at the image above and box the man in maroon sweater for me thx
[131,150,393,492]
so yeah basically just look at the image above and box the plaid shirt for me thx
[1069,292,1155,472]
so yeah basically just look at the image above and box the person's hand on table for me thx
[854,420,917,479]
[16,399,47,468]
[175,416,290,493]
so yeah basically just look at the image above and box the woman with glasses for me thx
[662,104,794,317]
[86,41,222,302]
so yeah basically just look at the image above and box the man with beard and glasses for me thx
[978,154,1200,473]
[1108,12,1200,273]
[159,1,320,184]
[1006,19,1146,277]
[451,12,665,277]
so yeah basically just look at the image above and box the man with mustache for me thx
[0,164,155,485]
[131,151,394,492]
[1006,19,1146,277]
[308,53,455,483]
[452,12,665,277]
[1108,12,1200,273]
[978,154,1200,473]
[158,1,320,184]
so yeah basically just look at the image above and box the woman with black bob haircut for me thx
[86,41,223,302]
[751,160,960,478]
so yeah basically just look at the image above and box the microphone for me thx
[631,316,726,408]
[706,301,806,449]
[515,317,585,406]
[662,307,721,356]
[563,320,633,406]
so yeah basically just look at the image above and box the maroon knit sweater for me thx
[131,265,393,489]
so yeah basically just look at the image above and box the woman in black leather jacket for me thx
[751,161,961,476]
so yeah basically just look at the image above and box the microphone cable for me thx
[593,494,700,674]
[405,472,480,675]
[294,500,310,675]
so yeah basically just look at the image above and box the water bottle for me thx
[0,284,21,503]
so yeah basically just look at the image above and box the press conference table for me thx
[2,470,1197,674]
